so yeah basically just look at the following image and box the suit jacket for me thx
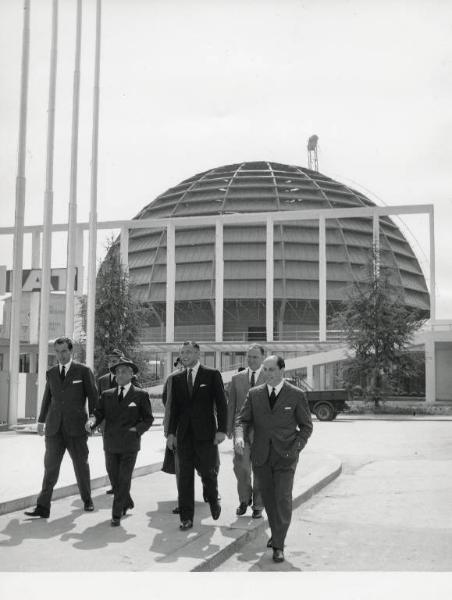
[227,368,266,437]
[167,364,227,442]
[38,361,98,437]
[93,384,154,454]
[236,380,313,466]
[97,372,140,398]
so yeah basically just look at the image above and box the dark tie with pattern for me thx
[60,365,66,382]
[118,386,124,402]
[269,387,277,410]
[250,371,256,388]
[187,368,193,398]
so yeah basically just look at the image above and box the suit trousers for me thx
[105,450,138,518]
[253,445,298,550]
[37,427,91,510]
[176,427,220,521]
[233,442,263,509]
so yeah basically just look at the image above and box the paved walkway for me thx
[0,424,341,571]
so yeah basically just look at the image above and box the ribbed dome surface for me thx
[128,162,429,313]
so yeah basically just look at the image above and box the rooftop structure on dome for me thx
[125,161,429,344]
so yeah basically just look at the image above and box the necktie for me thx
[187,368,193,397]
[250,371,256,387]
[60,365,66,382]
[269,387,277,410]
[118,386,124,402]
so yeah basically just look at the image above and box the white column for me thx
[425,336,436,403]
[30,231,41,374]
[120,226,129,274]
[166,223,175,343]
[75,227,84,295]
[8,0,31,428]
[373,213,380,278]
[85,0,102,370]
[429,209,436,323]
[65,0,82,338]
[319,216,327,342]
[266,217,274,342]
[215,351,222,371]
[215,220,223,342]
[37,0,59,405]
[29,232,40,411]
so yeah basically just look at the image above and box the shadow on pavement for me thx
[147,500,224,564]
[60,518,136,549]
[0,509,79,547]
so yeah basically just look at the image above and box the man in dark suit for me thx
[86,358,154,526]
[24,337,98,518]
[166,340,228,531]
[97,349,139,495]
[227,343,266,518]
[235,355,313,563]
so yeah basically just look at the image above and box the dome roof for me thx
[127,161,429,313]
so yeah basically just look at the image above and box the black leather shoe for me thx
[172,506,180,514]
[252,509,263,519]
[106,488,113,495]
[179,519,193,530]
[210,501,221,520]
[236,499,252,516]
[272,548,285,563]
[267,537,273,548]
[84,500,94,512]
[111,516,121,527]
[24,506,49,518]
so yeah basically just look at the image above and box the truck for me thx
[286,378,350,421]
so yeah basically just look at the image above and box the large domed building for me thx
[126,161,429,346]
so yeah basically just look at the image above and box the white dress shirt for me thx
[118,382,132,398]
[59,359,72,375]
[187,361,200,383]
[249,365,263,384]
[266,379,285,397]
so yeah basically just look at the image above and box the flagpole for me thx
[8,0,31,427]
[86,0,102,369]
[65,0,82,337]
[37,0,59,405]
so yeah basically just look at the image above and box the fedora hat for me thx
[110,358,139,374]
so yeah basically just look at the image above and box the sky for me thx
[0,0,452,318]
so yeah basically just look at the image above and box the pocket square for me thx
[200,384,207,388]
[128,402,137,407]
[284,406,291,410]
[72,380,82,384]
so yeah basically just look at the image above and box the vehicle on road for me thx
[286,378,350,421]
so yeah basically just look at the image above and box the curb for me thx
[191,455,342,572]
[0,461,163,516]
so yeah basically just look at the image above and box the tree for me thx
[80,237,153,382]
[332,250,426,406]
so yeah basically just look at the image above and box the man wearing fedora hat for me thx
[97,349,140,495]
[86,358,154,526]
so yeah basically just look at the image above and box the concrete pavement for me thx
[0,422,341,571]
[216,416,452,571]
